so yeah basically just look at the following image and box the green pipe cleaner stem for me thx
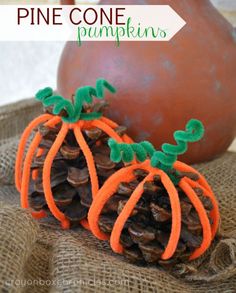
[108,139,156,163]
[108,119,204,184]
[35,79,116,123]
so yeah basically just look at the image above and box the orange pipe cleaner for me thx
[15,79,132,229]
[15,113,52,191]
[88,119,220,261]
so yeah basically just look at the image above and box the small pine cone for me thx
[29,102,127,227]
[97,169,213,267]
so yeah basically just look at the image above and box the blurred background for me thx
[0,0,235,150]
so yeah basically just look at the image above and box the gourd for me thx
[58,0,236,163]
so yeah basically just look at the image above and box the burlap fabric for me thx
[0,99,235,293]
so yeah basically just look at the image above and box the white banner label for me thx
[0,5,186,44]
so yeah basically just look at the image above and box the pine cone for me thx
[29,101,126,226]
[87,120,219,267]
[96,168,213,267]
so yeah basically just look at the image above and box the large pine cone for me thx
[93,169,214,267]
[29,102,126,226]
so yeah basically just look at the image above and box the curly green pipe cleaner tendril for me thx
[35,79,116,123]
[108,119,204,184]
[108,139,156,163]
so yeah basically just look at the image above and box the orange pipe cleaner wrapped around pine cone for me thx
[15,79,132,229]
[88,119,220,265]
